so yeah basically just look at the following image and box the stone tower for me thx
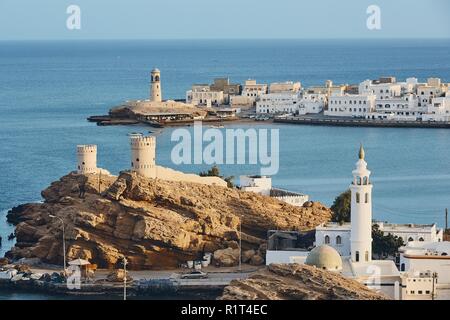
[130,135,156,178]
[350,144,373,263]
[77,145,97,174]
[150,68,162,102]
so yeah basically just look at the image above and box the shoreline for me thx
[274,117,450,129]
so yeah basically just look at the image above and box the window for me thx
[401,263,405,271]
[355,251,360,262]
[336,235,342,245]
[408,237,414,242]
[357,176,362,185]
[410,290,415,294]
[356,192,360,203]
[365,251,369,261]
[419,237,424,242]
[325,235,330,244]
[418,290,423,295]
[365,193,369,203]
[363,176,368,185]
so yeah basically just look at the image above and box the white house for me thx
[399,241,450,299]
[359,78,402,100]
[240,175,309,206]
[186,84,224,107]
[325,94,376,117]
[422,94,450,122]
[256,92,300,114]
[298,92,327,114]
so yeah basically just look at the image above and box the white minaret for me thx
[130,135,156,178]
[350,144,373,263]
[77,145,97,174]
[150,68,162,102]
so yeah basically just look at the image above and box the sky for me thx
[0,0,449,40]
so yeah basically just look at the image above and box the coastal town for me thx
[0,130,449,300]
[89,68,450,128]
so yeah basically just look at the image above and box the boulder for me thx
[106,269,132,282]
[242,250,256,263]
[213,248,240,267]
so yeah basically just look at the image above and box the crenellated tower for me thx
[77,144,97,174]
[130,135,156,178]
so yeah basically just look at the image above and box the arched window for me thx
[365,251,369,261]
[408,237,414,242]
[365,193,369,203]
[401,263,405,271]
[336,235,342,245]
[155,75,160,82]
[356,192,360,203]
[357,176,362,185]
[363,176,368,185]
[324,235,330,244]
[419,237,424,242]
[355,251,360,262]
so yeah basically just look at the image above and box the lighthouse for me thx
[150,68,162,102]
[350,144,373,263]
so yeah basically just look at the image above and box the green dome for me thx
[305,245,343,271]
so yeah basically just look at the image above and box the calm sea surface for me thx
[0,39,449,299]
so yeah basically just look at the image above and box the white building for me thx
[316,221,443,258]
[150,68,162,102]
[422,94,450,122]
[359,78,402,100]
[256,92,300,114]
[186,84,224,107]
[298,92,327,114]
[240,175,309,206]
[325,94,376,117]
[399,241,450,299]
[241,79,268,105]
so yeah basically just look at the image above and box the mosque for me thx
[266,145,450,300]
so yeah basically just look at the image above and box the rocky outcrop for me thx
[6,171,331,270]
[220,264,388,300]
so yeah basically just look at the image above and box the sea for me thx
[0,39,449,299]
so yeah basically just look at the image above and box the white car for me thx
[180,271,208,279]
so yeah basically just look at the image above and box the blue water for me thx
[0,39,450,264]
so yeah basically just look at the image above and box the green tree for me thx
[331,189,351,223]
[372,224,404,259]
[199,165,234,188]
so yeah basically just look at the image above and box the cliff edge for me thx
[6,171,331,270]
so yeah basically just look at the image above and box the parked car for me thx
[180,271,208,279]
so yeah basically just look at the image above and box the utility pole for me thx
[123,256,128,301]
[49,215,66,272]
[445,208,448,231]
[98,170,102,193]
[239,215,242,272]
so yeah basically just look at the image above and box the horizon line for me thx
[1,37,450,42]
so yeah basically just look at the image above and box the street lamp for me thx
[49,215,66,271]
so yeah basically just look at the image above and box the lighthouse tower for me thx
[77,145,97,174]
[150,68,162,102]
[350,144,373,263]
[130,135,156,178]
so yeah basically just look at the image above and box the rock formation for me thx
[220,264,388,300]
[6,171,331,270]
